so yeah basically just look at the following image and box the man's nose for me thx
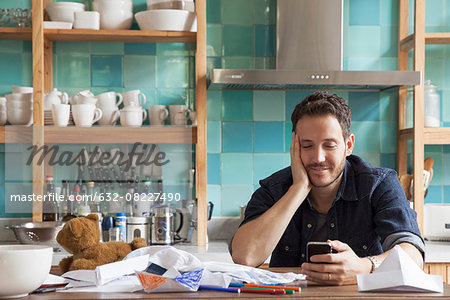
[312,148,326,163]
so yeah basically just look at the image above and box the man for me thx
[231,92,425,285]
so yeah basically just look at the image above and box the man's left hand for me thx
[301,240,372,286]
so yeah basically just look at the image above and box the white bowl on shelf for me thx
[74,11,100,29]
[46,2,85,23]
[93,0,133,30]
[44,21,73,29]
[147,0,195,12]
[0,245,52,298]
[135,9,197,32]
[147,0,193,5]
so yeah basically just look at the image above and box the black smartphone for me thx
[306,241,332,263]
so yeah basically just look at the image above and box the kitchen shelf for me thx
[44,29,196,43]
[400,32,450,51]
[0,27,32,40]
[399,127,450,144]
[44,126,197,144]
[0,126,33,143]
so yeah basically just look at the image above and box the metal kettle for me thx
[187,200,214,244]
[150,206,183,245]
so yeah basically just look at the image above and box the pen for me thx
[240,288,286,295]
[229,282,244,287]
[244,283,301,291]
[242,286,295,294]
[198,286,240,293]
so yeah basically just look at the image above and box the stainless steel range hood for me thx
[208,0,421,91]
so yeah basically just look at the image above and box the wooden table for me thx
[25,268,450,299]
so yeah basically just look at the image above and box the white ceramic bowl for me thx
[46,2,85,23]
[74,11,100,29]
[43,21,73,29]
[7,107,33,125]
[93,0,133,30]
[135,9,197,32]
[5,93,33,103]
[147,0,193,5]
[6,100,32,109]
[0,245,52,298]
[147,0,195,12]
[12,86,33,94]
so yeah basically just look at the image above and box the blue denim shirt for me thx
[239,155,424,267]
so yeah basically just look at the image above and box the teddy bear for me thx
[56,214,147,273]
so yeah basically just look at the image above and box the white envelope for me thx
[357,245,443,293]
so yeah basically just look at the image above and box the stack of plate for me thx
[44,110,73,125]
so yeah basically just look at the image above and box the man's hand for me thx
[290,133,311,190]
[301,240,372,286]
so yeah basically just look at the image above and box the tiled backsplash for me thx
[1,0,450,218]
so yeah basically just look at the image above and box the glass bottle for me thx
[424,79,440,127]
[61,180,77,221]
[43,175,58,221]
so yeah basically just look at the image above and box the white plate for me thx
[44,21,73,29]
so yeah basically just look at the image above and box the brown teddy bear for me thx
[56,214,147,273]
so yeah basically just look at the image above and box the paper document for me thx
[357,245,443,293]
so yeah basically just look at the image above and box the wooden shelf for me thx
[0,27,32,40]
[399,127,450,144]
[400,32,450,51]
[0,126,197,144]
[44,29,196,43]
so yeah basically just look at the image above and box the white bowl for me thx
[6,101,32,109]
[147,0,195,12]
[0,245,52,298]
[12,86,33,94]
[5,93,33,103]
[93,0,133,30]
[44,21,73,29]
[74,11,100,29]
[147,0,193,5]
[135,9,197,32]
[7,107,33,125]
[46,2,85,9]
[46,3,85,23]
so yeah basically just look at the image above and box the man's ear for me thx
[345,134,355,156]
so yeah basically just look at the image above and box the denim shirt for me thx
[239,155,424,267]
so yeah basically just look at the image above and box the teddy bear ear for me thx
[69,219,83,239]
[85,213,99,223]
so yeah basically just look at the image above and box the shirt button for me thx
[285,246,290,251]
[301,253,305,258]
[307,224,312,228]
[330,223,335,228]
[363,245,368,250]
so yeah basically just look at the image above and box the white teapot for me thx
[44,88,68,111]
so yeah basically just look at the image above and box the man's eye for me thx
[302,145,312,149]
[325,144,337,149]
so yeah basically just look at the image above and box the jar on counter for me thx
[424,80,440,127]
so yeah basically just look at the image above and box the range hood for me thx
[208,0,421,91]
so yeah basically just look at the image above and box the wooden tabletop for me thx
[25,267,450,299]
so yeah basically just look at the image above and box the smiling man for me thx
[230,92,425,285]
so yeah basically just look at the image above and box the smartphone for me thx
[306,241,332,263]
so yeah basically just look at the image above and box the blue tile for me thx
[254,25,275,57]
[54,42,90,54]
[23,41,31,53]
[221,184,254,216]
[348,26,380,58]
[354,153,380,167]
[207,122,221,154]
[156,88,189,106]
[285,122,293,153]
[349,92,380,121]
[222,25,253,56]
[207,90,221,121]
[207,153,221,184]
[222,90,253,121]
[207,57,222,79]
[124,55,156,88]
[350,0,380,25]
[380,26,398,57]
[157,56,190,88]
[426,0,444,26]
[381,0,398,26]
[443,153,450,185]
[0,53,22,85]
[424,185,443,204]
[91,56,123,87]
[380,153,396,169]
[254,91,285,121]
[207,185,221,216]
[207,0,221,24]
[221,153,253,184]
[253,153,287,185]
[221,56,253,69]
[285,91,314,122]
[254,122,284,152]
[379,90,398,122]
[351,121,380,153]
[222,0,253,25]
[222,122,253,152]
[207,24,222,57]
[22,53,32,86]
[124,43,156,55]
[380,122,397,153]
[347,57,380,71]
[425,152,442,185]
[91,42,124,55]
[55,54,90,87]
[444,186,450,203]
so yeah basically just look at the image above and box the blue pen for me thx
[199,286,240,293]
[229,283,244,287]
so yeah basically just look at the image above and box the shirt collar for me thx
[335,158,359,202]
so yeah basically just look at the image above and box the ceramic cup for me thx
[96,91,123,109]
[98,107,120,125]
[120,106,147,127]
[51,104,70,127]
[72,104,102,127]
[122,90,146,107]
[12,86,33,94]
[148,105,168,125]
[169,105,190,125]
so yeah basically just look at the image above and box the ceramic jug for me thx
[44,88,68,111]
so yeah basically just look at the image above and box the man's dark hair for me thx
[291,92,351,139]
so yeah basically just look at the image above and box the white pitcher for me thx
[44,88,68,111]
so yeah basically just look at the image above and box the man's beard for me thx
[306,158,346,188]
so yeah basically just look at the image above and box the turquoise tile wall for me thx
[2,0,450,217]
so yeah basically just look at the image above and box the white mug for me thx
[98,107,120,125]
[52,104,70,127]
[72,104,102,127]
[122,90,146,107]
[96,91,123,108]
[169,105,190,125]
[148,105,169,125]
[120,107,147,127]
